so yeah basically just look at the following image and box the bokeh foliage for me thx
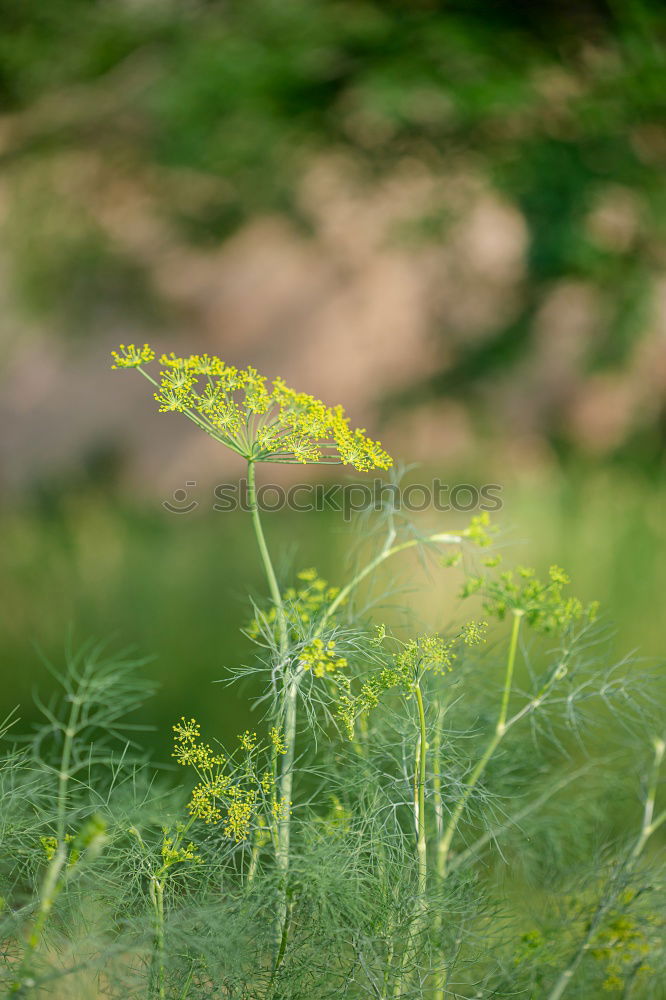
[1,0,665,462]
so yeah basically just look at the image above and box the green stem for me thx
[57,694,81,845]
[546,737,665,1000]
[432,701,447,875]
[246,459,296,968]
[11,690,84,995]
[273,673,299,970]
[630,737,666,861]
[10,854,67,995]
[149,876,166,1000]
[320,533,462,631]
[390,682,430,998]
[247,838,260,884]
[447,761,595,873]
[432,705,447,1000]
[437,610,523,882]
[247,461,287,655]
[498,609,523,734]
[414,683,428,901]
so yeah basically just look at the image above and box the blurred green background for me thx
[0,0,664,755]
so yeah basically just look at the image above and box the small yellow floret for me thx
[111,344,155,369]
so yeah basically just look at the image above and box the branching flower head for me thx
[160,825,202,868]
[111,344,392,470]
[466,564,599,633]
[247,568,343,643]
[336,623,487,739]
[396,625,487,681]
[172,718,288,840]
[300,638,348,678]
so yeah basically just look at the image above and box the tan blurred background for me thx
[1,0,664,747]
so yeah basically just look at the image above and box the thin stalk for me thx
[431,614,523,1000]
[319,533,462,631]
[246,460,296,967]
[149,877,166,1000]
[247,461,287,656]
[546,737,666,1000]
[498,608,523,734]
[57,692,82,844]
[9,853,67,995]
[146,819,196,1000]
[11,691,83,995]
[383,931,396,999]
[273,673,299,970]
[432,704,447,1000]
[630,737,666,861]
[437,610,523,882]
[438,609,523,879]
[390,681,430,998]
[178,965,196,1000]
[432,702,444,873]
[247,838,260,884]
[448,761,595,873]
[414,683,428,901]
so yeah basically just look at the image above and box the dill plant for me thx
[0,346,664,999]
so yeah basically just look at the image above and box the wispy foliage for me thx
[1,359,664,999]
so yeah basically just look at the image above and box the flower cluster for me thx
[269,726,287,755]
[463,565,599,633]
[111,345,392,470]
[111,343,155,368]
[172,717,225,769]
[172,718,287,840]
[396,625,487,680]
[247,568,343,643]
[161,826,201,867]
[517,888,659,994]
[300,638,348,678]
[337,624,486,740]
[40,835,70,861]
[40,817,107,867]
[592,910,654,991]
[223,788,257,842]
[462,511,498,548]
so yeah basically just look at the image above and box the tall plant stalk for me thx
[246,459,293,962]
[414,682,428,902]
[546,737,666,1000]
[432,610,524,1000]
[246,474,463,976]
[10,683,84,996]
[149,876,166,1000]
[246,461,287,656]
[390,679,430,998]
[437,608,523,882]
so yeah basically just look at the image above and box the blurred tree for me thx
[0,0,664,463]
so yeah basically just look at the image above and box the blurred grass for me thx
[0,466,663,762]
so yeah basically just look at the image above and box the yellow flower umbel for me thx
[247,568,344,643]
[300,638,348,678]
[172,718,287,842]
[111,345,392,470]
